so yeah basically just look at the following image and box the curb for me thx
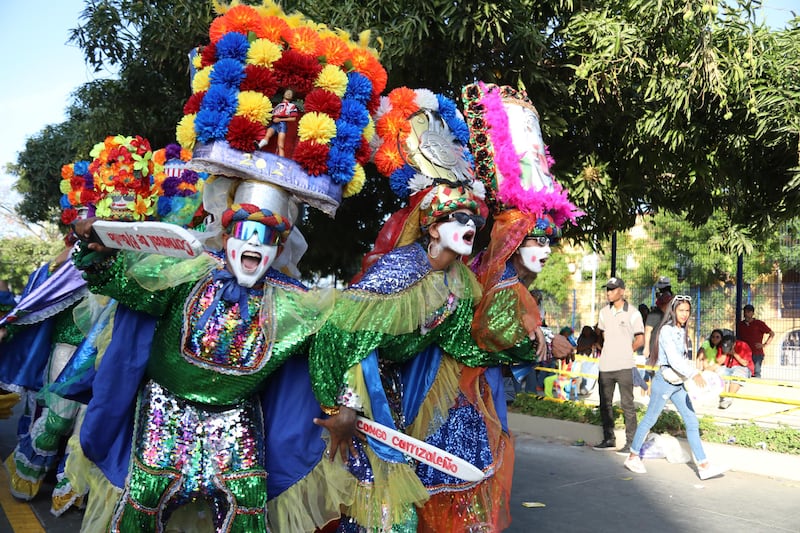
[508,412,800,482]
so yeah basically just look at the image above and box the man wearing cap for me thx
[655,276,672,297]
[737,304,774,378]
[593,277,644,454]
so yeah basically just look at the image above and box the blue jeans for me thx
[630,371,706,462]
[752,354,764,377]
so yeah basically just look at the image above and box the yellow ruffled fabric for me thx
[125,251,218,292]
[406,355,461,440]
[344,363,430,529]
[266,447,356,532]
[64,435,122,532]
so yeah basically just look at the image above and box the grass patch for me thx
[510,393,800,455]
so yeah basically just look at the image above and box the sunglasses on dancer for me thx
[524,235,560,247]
[445,211,486,229]
[228,220,282,246]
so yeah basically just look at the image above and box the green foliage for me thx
[0,237,64,291]
[511,394,800,454]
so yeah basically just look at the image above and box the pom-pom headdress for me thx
[178,1,387,216]
[355,88,487,280]
[151,144,209,227]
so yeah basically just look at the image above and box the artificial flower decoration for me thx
[150,143,209,225]
[371,87,474,198]
[88,135,157,221]
[177,0,387,197]
[59,160,98,225]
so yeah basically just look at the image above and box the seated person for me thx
[716,334,753,409]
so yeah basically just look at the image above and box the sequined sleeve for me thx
[78,249,177,317]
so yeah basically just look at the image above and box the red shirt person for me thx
[716,335,753,409]
[737,304,774,378]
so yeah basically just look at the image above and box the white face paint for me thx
[225,232,278,288]
[518,239,551,274]
[436,215,477,257]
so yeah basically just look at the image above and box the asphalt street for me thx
[1,402,799,532]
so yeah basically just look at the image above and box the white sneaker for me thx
[624,455,647,474]
[698,462,729,480]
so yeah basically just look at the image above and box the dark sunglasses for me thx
[446,211,486,228]
[229,220,281,246]
[524,235,559,247]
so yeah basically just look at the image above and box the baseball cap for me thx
[743,304,755,312]
[655,276,671,289]
[606,277,625,290]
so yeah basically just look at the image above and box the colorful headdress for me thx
[222,180,297,242]
[177,1,387,216]
[151,144,208,227]
[88,135,157,221]
[355,88,487,280]
[462,83,580,222]
[59,160,98,225]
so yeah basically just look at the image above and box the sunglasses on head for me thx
[229,220,281,246]
[673,294,692,303]
[445,211,486,228]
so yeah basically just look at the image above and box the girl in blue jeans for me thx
[623,295,728,480]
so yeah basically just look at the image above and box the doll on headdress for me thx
[310,88,529,533]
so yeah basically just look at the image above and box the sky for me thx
[0,0,797,233]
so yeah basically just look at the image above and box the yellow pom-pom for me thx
[176,114,197,150]
[362,117,375,145]
[343,164,366,198]
[191,51,203,70]
[192,66,212,93]
[298,112,337,144]
[315,64,348,97]
[236,91,273,124]
[247,38,282,67]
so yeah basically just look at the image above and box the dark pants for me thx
[598,368,637,445]
[752,354,764,378]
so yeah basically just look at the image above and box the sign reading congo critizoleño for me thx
[92,220,204,259]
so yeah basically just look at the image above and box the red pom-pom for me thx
[183,91,206,115]
[61,208,78,225]
[200,43,217,67]
[272,50,322,98]
[355,137,371,165]
[240,65,279,97]
[304,89,341,119]
[366,92,381,115]
[226,116,266,152]
[293,141,329,176]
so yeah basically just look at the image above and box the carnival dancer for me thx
[311,88,531,532]
[71,3,387,531]
[463,82,582,529]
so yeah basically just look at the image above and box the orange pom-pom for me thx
[258,16,291,43]
[388,87,419,118]
[288,26,322,56]
[208,17,230,44]
[319,36,350,66]
[374,144,404,177]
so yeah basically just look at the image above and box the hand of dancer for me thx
[314,406,361,463]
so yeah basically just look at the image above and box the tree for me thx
[9,0,800,278]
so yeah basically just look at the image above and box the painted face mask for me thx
[225,220,280,287]
[518,237,551,274]
[436,211,482,256]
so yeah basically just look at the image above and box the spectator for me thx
[638,303,649,327]
[593,277,644,455]
[697,329,724,371]
[717,334,753,409]
[737,304,774,378]
[623,295,728,480]
[575,325,601,396]
[655,276,672,297]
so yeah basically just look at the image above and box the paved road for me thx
[506,433,799,533]
[2,403,799,532]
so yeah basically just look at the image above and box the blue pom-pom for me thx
[215,33,250,62]
[344,72,373,104]
[340,99,369,129]
[60,195,71,209]
[209,58,245,89]
[195,109,232,142]
[201,85,238,115]
[157,197,173,218]
[436,95,457,122]
[450,120,470,145]
[73,161,90,176]
[389,166,414,198]
[327,146,356,184]
[332,121,362,151]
